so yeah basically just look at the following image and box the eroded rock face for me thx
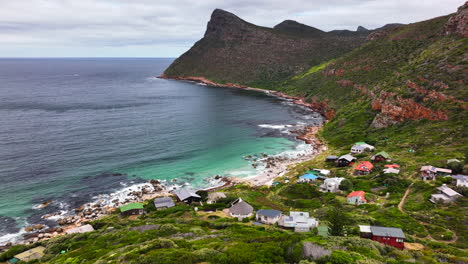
[443,2,468,37]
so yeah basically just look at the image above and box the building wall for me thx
[347,196,365,205]
[372,235,404,249]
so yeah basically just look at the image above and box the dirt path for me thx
[398,183,413,213]
[398,182,458,244]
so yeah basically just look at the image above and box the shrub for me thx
[339,179,353,191]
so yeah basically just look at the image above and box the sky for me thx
[0,0,464,58]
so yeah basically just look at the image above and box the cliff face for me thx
[163,9,369,87]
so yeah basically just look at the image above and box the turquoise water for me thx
[0,58,323,243]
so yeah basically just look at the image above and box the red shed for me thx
[360,225,405,249]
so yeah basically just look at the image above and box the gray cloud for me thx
[0,0,464,57]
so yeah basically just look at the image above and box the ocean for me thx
[0,58,323,244]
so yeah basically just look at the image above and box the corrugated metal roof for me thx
[154,197,175,208]
[120,203,144,212]
[257,209,282,218]
[359,225,371,233]
[375,151,390,158]
[437,185,461,197]
[370,226,405,238]
[339,154,356,162]
[174,188,201,201]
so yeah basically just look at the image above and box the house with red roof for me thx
[354,161,374,175]
[384,164,400,169]
[347,191,367,205]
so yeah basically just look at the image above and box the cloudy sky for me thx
[0,0,464,58]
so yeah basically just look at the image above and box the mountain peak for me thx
[274,20,325,36]
[205,9,249,38]
[357,26,369,32]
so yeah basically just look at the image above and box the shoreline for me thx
[0,77,327,250]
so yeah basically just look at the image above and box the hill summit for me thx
[162,9,369,87]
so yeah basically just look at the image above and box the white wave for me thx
[0,218,28,246]
[146,76,160,81]
[196,83,207,86]
[258,124,293,129]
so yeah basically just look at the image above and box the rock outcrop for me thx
[163,9,369,85]
[443,2,468,37]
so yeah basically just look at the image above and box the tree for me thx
[339,179,353,191]
[327,207,349,236]
[447,161,463,174]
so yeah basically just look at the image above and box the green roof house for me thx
[372,151,390,163]
[120,202,145,216]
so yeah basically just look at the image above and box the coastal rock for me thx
[38,200,53,209]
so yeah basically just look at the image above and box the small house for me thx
[354,161,374,175]
[311,169,331,176]
[154,197,175,209]
[65,224,95,234]
[325,155,339,163]
[174,188,201,203]
[351,145,366,154]
[347,191,367,205]
[447,158,461,164]
[421,166,452,181]
[256,209,282,224]
[354,142,375,151]
[429,184,462,204]
[452,174,468,187]
[359,225,405,249]
[385,164,400,169]
[298,173,318,183]
[207,192,227,204]
[336,154,357,167]
[228,198,254,220]
[319,177,345,192]
[279,211,318,232]
[9,246,45,263]
[383,168,400,174]
[371,151,390,162]
[120,203,145,216]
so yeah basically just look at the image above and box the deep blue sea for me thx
[0,58,323,244]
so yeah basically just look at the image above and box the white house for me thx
[319,177,345,192]
[228,198,254,220]
[430,184,462,203]
[452,175,468,187]
[351,145,366,154]
[256,209,282,224]
[279,211,318,232]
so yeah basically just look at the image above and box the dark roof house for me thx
[120,203,145,216]
[174,188,201,203]
[256,209,282,224]
[154,197,175,209]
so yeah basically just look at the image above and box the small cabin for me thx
[354,161,374,175]
[228,198,254,220]
[360,225,405,249]
[336,154,357,167]
[298,173,318,183]
[350,145,366,154]
[430,184,462,204]
[154,197,175,210]
[256,209,282,224]
[319,177,345,193]
[347,191,367,205]
[120,203,145,216]
[325,155,339,163]
[174,188,202,204]
[371,151,390,162]
[421,166,452,181]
